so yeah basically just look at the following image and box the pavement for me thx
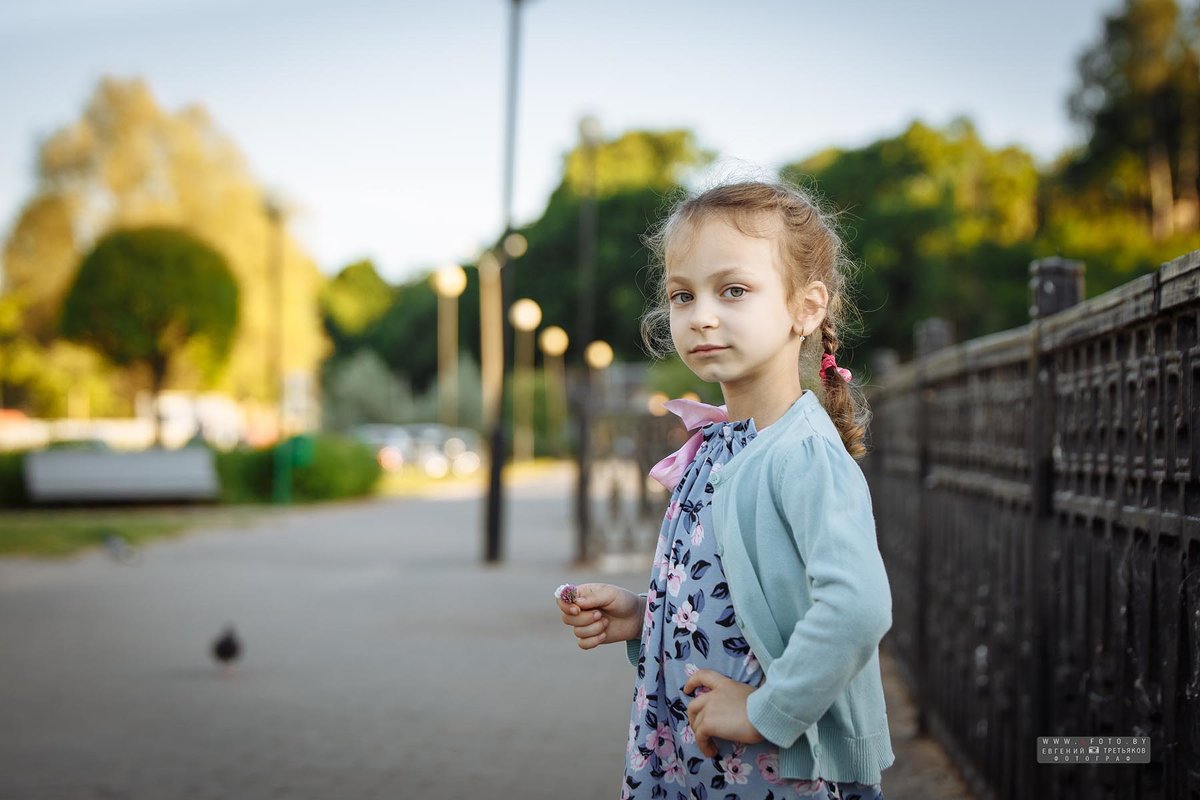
[0,465,975,800]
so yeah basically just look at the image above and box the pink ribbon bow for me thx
[648,398,728,491]
[820,353,852,383]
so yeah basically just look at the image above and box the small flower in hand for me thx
[554,583,578,604]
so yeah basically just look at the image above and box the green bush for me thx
[214,434,380,504]
[291,435,380,501]
[0,451,30,508]
[213,445,274,504]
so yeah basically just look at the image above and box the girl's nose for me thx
[690,306,718,331]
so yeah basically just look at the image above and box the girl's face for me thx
[665,215,806,391]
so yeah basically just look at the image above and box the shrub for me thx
[213,446,274,504]
[291,434,381,502]
[0,451,30,508]
[214,434,380,504]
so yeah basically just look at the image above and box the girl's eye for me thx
[670,291,694,305]
[722,286,746,298]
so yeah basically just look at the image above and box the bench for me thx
[24,448,220,503]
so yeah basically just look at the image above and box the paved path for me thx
[0,468,973,799]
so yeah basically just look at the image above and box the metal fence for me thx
[863,251,1200,798]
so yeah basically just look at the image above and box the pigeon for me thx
[211,626,242,674]
[102,531,141,565]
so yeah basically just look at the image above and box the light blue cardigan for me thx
[626,389,895,783]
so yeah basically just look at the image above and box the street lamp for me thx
[574,115,603,566]
[584,340,614,370]
[509,298,542,462]
[539,326,569,456]
[432,264,468,428]
[478,250,504,432]
[575,338,614,563]
[484,0,526,565]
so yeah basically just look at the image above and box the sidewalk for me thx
[0,465,974,799]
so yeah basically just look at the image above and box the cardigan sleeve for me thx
[744,433,893,749]
[626,592,648,667]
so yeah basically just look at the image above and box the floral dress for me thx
[622,417,885,800]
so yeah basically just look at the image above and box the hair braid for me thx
[818,316,867,459]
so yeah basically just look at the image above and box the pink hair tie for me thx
[819,352,852,383]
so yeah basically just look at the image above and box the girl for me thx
[556,180,894,799]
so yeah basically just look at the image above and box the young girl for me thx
[556,180,894,799]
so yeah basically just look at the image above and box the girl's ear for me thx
[793,280,829,335]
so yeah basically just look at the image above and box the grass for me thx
[0,459,571,558]
[0,506,268,558]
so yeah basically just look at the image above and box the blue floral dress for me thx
[622,417,885,800]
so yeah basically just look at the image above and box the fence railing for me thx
[863,251,1200,799]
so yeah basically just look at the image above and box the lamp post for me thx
[576,338,613,562]
[484,0,526,565]
[478,250,503,431]
[574,114,603,565]
[508,298,542,462]
[263,194,291,503]
[433,264,468,428]
[539,325,569,457]
[585,340,614,371]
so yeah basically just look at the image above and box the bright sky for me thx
[0,0,1120,284]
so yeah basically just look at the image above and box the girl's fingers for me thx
[578,629,607,649]
[573,617,609,639]
[561,608,603,625]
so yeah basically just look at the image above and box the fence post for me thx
[1024,257,1084,790]
[913,316,954,736]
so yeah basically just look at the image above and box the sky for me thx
[0,0,1123,284]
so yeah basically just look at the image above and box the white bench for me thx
[24,448,220,503]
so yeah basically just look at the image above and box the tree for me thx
[60,227,239,440]
[783,119,1040,362]
[340,129,713,391]
[1068,0,1200,237]
[2,77,326,410]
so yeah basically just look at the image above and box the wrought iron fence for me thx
[863,251,1200,798]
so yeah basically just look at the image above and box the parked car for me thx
[350,423,482,478]
[350,424,412,472]
[401,424,482,478]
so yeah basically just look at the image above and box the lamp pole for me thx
[509,298,542,462]
[264,194,292,504]
[574,115,602,564]
[433,265,468,428]
[478,250,503,433]
[484,0,526,563]
[539,326,569,457]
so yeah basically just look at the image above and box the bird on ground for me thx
[101,531,141,565]
[211,625,242,675]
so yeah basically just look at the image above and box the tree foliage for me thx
[325,130,712,393]
[1067,0,1200,237]
[783,119,1040,361]
[60,226,239,398]
[1,77,327,411]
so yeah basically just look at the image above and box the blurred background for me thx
[1,2,1198,797]
[2,0,1196,483]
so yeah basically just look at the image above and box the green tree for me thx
[60,227,239,439]
[1068,0,1200,238]
[2,77,326,410]
[349,129,712,391]
[509,129,713,365]
[783,119,1040,362]
[320,259,394,344]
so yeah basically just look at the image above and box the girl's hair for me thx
[641,179,872,460]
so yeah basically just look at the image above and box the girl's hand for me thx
[556,583,644,650]
[682,669,765,758]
